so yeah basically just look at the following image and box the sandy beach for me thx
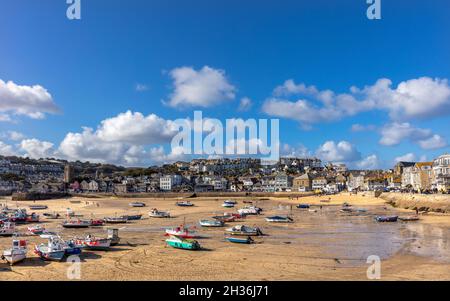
[0,193,449,281]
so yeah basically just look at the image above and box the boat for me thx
[225,236,254,244]
[199,219,224,227]
[104,216,128,224]
[107,228,120,246]
[39,232,58,239]
[0,222,16,236]
[90,219,105,227]
[124,214,142,221]
[165,226,198,239]
[398,215,420,222]
[225,225,263,236]
[176,201,194,207]
[212,215,236,222]
[222,202,235,208]
[75,234,112,250]
[29,205,48,210]
[265,216,293,223]
[224,212,245,219]
[26,213,40,223]
[237,206,262,216]
[149,208,171,218]
[62,219,91,228]
[165,235,201,250]
[43,212,61,219]
[375,215,398,222]
[243,200,253,204]
[27,225,46,235]
[62,239,83,255]
[129,202,146,207]
[296,204,310,209]
[2,239,27,265]
[34,236,66,261]
[340,208,353,213]
[9,210,27,223]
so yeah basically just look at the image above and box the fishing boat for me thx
[265,216,293,223]
[398,215,420,222]
[107,228,120,246]
[62,219,91,228]
[225,225,263,236]
[104,216,128,224]
[9,210,27,223]
[129,202,146,207]
[375,215,398,222]
[165,226,198,239]
[29,205,48,210]
[165,235,201,250]
[28,225,46,235]
[0,222,16,237]
[62,239,83,255]
[225,236,254,244]
[90,219,105,227]
[75,234,112,250]
[149,208,171,218]
[124,214,142,221]
[176,201,194,207]
[34,236,66,261]
[199,219,224,227]
[212,215,236,222]
[2,239,27,265]
[296,204,310,209]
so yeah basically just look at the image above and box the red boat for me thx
[90,219,105,227]
[26,213,40,223]
[165,226,198,239]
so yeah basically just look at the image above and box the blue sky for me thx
[0,0,449,168]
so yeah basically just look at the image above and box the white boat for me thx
[165,226,198,238]
[199,219,224,227]
[149,208,171,218]
[75,234,112,250]
[2,239,27,265]
[225,225,263,236]
[34,236,66,261]
[265,216,293,223]
[129,202,146,207]
[237,206,262,215]
[0,222,16,237]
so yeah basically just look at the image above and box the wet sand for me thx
[0,193,449,280]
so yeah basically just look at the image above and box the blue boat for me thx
[296,204,310,209]
[63,240,83,255]
[226,236,254,244]
[375,215,398,222]
[176,201,194,207]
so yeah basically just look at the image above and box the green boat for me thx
[165,235,201,250]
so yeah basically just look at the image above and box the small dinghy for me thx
[62,219,91,228]
[165,235,201,250]
[375,215,398,222]
[212,215,236,222]
[176,201,194,207]
[265,216,293,223]
[2,239,27,265]
[129,202,146,208]
[222,202,235,208]
[225,236,254,244]
[225,225,263,236]
[90,219,105,227]
[296,204,310,209]
[75,234,112,250]
[165,226,198,239]
[398,215,420,222]
[0,222,16,237]
[104,216,128,224]
[29,205,48,210]
[149,208,170,218]
[34,236,66,261]
[199,219,224,227]
[340,208,353,213]
[27,225,46,235]
[238,206,262,216]
[43,212,61,219]
[107,228,120,246]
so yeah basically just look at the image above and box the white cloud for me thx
[379,122,447,149]
[238,97,253,111]
[20,138,55,159]
[315,141,361,163]
[281,143,311,157]
[356,154,380,169]
[351,124,376,132]
[394,153,417,163]
[0,141,16,156]
[262,77,450,126]
[165,66,236,108]
[135,83,149,92]
[7,131,25,141]
[417,134,448,150]
[0,79,59,120]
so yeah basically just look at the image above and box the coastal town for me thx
[0,153,449,197]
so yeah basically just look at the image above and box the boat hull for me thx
[166,239,200,250]
[226,237,253,244]
[34,247,65,261]
[2,250,26,265]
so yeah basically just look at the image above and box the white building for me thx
[160,175,182,191]
[432,154,450,192]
